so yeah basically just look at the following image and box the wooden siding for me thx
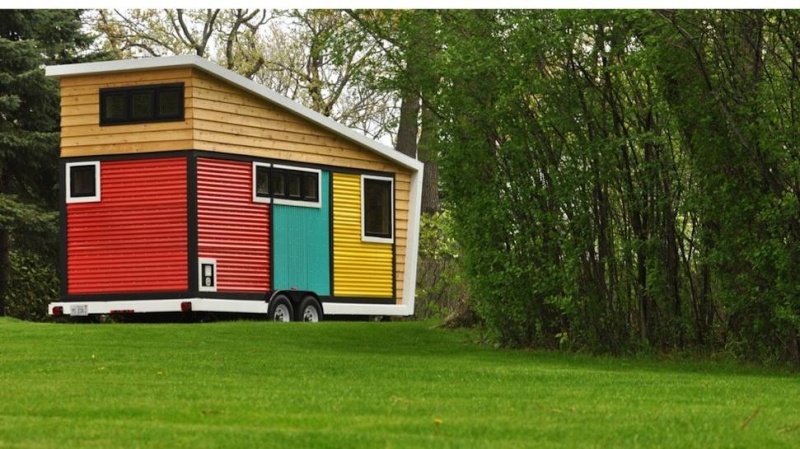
[197,157,270,293]
[190,71,398,172]
[394,171,411,303]
[59,68,194,157]
[332,173,393,298]
[67,157,188,294]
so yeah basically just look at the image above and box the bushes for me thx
[431,10,800,365]
[4,250,58,321]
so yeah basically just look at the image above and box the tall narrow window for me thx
[253,163,271,201]
[362,176,393,242]
[66,161,100,203]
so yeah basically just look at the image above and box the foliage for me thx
[430,10,800,364]
[1,319,797,448]
[4,250,59,321]
[0,10,98,317]
[415,211,470,319]
[90,9,397,141]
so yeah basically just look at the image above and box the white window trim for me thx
[361,174,394,244]
[198,258,217,292]
[252,161,272,204]
[253,163,322,209]
[66,161,101,204]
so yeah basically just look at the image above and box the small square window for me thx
[362,176,393,242]
[66,161,100,203]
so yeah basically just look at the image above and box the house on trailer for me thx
[45,55,423,321]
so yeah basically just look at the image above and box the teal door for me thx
[272,170,330,295]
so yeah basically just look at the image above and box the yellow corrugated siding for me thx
[332,173,393,298]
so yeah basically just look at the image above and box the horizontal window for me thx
[100,83,184,126]
[253,163,321,207]
[66,161,100,203]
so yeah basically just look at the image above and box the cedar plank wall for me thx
[59,68,194,156]
[189,70,412,305]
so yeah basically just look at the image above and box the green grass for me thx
[0,317,797,448]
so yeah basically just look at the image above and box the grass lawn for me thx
[0,317,797,448]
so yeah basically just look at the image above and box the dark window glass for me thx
[158,88,182,117]
[131,91,154,119]
[255,165,270,197]
[303,173,318,201]
[273,171,286,197]
[103,94,126,122]
[100,83,184,125]
[70,165,96,198]
[364,179,392,238]
[253,166,320,204]
[286,172,302,198]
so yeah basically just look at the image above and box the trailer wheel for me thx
[297,296,323,322]
[268,295,294,322]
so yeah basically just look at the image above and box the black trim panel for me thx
[61,291,195,302]
[321,296,396,305]
[59,162,68,298]
[187,154,199,296]
[198,292,270,301]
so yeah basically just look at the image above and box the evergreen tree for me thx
[0,10,98,316]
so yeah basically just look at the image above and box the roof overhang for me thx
[46,55,423,173]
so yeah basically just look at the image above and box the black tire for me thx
[296,296,323,322]
[267,294,294,322]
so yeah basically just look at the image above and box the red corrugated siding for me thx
[67,157,188,294]
[197,158,270,292]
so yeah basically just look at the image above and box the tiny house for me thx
[45,55,423,321]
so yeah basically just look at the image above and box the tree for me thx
[0,10,97,316]
[90,9,396,141]
[431,9,799,364]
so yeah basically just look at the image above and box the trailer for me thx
[45,55,423,321]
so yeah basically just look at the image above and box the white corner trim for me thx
[65,161,101,203]
[402,167,424,313]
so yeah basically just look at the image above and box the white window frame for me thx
[252,162,322,209]
[66,161,101,204]
[361,174,394,244]
[252,161,272,204]
[198,258,217,292]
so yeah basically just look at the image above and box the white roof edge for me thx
[45,55,423,173]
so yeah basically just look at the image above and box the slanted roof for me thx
[46,55,422,173]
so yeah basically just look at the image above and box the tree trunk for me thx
[395,91,420,158]
[418,105,440,213]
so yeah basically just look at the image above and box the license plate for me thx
[70,304,88,316]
